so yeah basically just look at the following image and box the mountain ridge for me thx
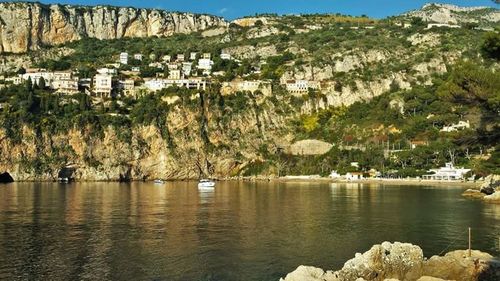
[0,2,498,54]
[0,1,228,53]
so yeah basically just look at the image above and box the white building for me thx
[6,76,22,85]
[131,67,141,72]
[167,63,179,70]
[284,79,320,94]
[441,120,470,132]
[426,23,461,29]
[202,53,211,59]
[133,54,143,61]
[423,163,471,181]
[94,73,113,96]
[149,62,164,69]
[221,80,272,96]
[197,58,214,71]
[97,68,117,75]
[22,69,79,92]
[144,78,207,91]
[51,78,79,93]
[120,52,128,64]
[169,69,182,80]
[22,68,53,85]
[177,54,185,62]
[118,79,135,96]
[221,53,232,60]
[329,171,342,179]
[79,78,92,89]
[345,172,364,181]
[162,55,171,62]
[190,52,197,61]
[182,62,192,76]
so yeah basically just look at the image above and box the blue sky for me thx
[30,0,499,19]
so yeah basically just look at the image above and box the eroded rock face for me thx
[423,250,499,281]
[280,242,499,281]
[480,175,500,195]
[464,175,500,204]
[0,2,227,53]
[289,139,333,156]
[405,4,500,25]
[335,242,424,281]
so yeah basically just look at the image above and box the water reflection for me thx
[0,181,498,281]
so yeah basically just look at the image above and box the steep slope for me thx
[0,2,227,53]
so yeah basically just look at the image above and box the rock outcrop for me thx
[0,2,227,53]
[480,175,500,195]
[463,175,500,203]
[405,3,500,26]
[289,139,333,156]
[280,242,500,281]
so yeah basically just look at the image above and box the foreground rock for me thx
[480,175,500,195]
[463,175,500,203]
[280,242,500,281]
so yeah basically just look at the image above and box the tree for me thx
[481,31,500,60]
[38,77,46,89]
[25,77,33,92]
[17,67,26,75]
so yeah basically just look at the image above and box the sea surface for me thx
[0,181,499,281]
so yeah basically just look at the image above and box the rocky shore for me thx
[280,242,500,281]
[462,175,500,203]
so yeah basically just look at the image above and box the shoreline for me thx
[268,177,482,188]
[2,177,483,188]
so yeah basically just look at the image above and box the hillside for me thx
[0,3,498,181]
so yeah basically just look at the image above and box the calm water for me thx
[0,181,499,281]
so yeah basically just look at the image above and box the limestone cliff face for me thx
[405,3,500,25]
[0,2,227,53]
[0,97,292,181]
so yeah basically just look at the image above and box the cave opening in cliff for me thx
[58,167,75,181]
[0,172,14,183]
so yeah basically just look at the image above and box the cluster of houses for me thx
[0,50,226,98]
[0,48,325,100]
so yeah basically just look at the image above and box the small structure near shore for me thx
[422,163,470,181]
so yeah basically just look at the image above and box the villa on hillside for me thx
[282,79,321,94]
[426,23,461,29]
[440,120,470,132]
[221,79,272,95]
[422,163,471,181]
[144,78,208,91]
[93,73,113,96]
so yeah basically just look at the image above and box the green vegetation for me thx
[1,10,498,178]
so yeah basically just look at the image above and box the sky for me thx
[28,0,499,20]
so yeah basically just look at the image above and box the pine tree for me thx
[25,77,33,92]
[38,77,46,89]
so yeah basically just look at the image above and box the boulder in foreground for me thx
[280,242,500,281]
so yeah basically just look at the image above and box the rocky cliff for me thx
[0,94,293,181]
[0,2,227,53]
[405,3,500,26]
